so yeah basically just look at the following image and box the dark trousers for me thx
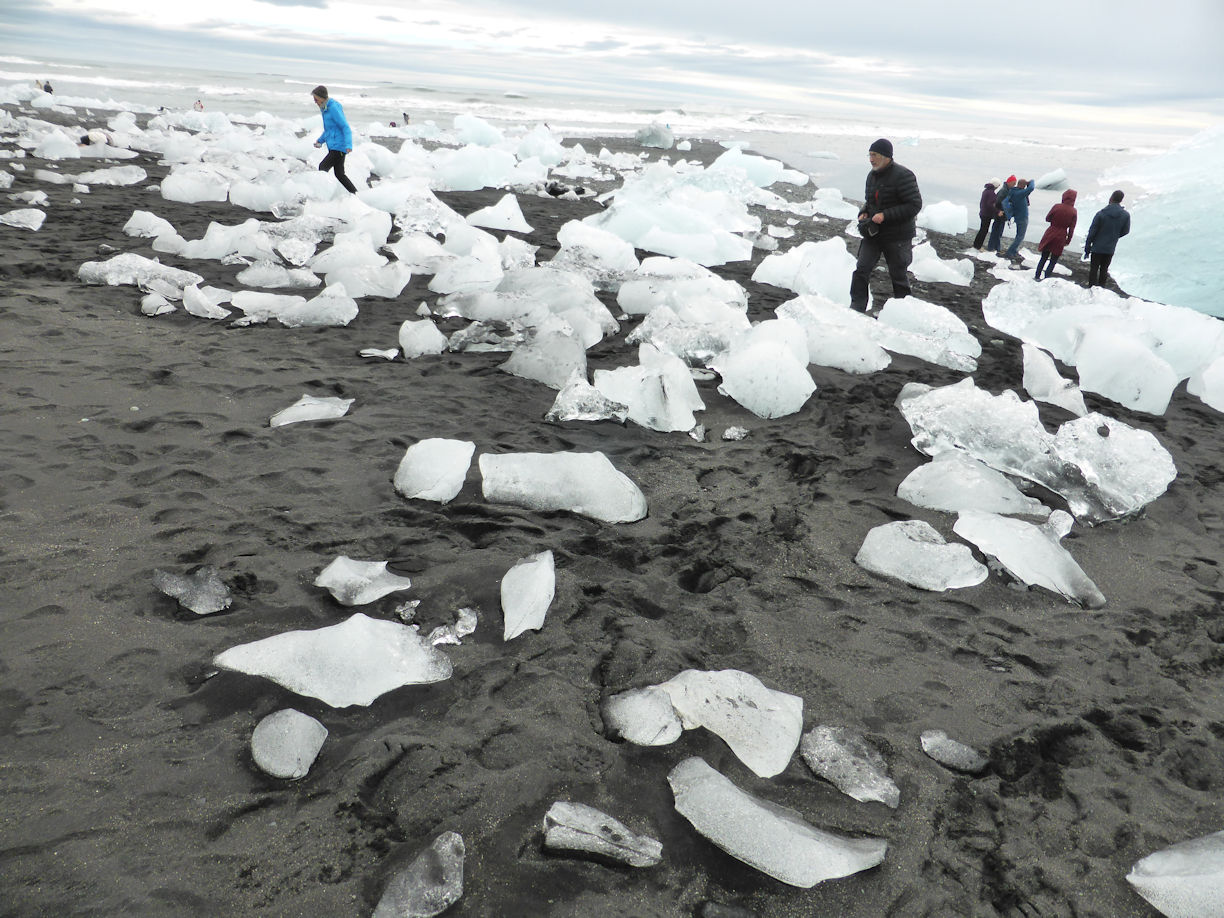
[319,149,357,193]
[986,216,1007,253]
[1035,249,1060,279]
[972,216,992,249]
[850,235,912,310]
[1088,252,1114,287]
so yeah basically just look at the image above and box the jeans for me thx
[972,216,992,249]
[1034,249,1059,279]
[850,235,912,310]
[319,149,357,193]
[1004,213,1029,257]
[1088,252,1114,287]
[986,216,1007,253]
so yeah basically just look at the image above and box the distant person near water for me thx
[1085,190,1131,288]
[311,85,357,194]
[986,175,1017,255]
[193,99,204,111]
[849,138,922,312]
[1001,178,1037,259]
[43,81,53,94]
[1034,189,1078,280]
[973,178,1001,250]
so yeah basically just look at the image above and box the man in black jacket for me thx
[850,138,923,311]
[1084,189,1131,288]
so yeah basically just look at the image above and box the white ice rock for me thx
[854,520,988,592]
[593,345,705,432]
[605,669,803,778]
[713,338,816,419]
[545,371,630,423]
[152,565,232,615]
[500,328,588,390]
[634,122,674,149]
[373,832,465,918]
[250,709,328,780]
[874,296,981,368]
[183,283,233,320]
[542,802,663,867]
[270,394,353,427]
[800,725,900,808]
[897,451,1049,517]
[78,252,203,295]
[909,241,974,286]
[393,438,475,504]
[480,451,647,523]
[668,757,888,887]
[0,208,46,231]
[752,238,856,304]
[501,550,555,641]
[776,295,892,374]
[1127,828,1224,918]
[1022,343,1088,416]
[920,729,990,774]
[314,556,413,606]
[953,509,1106,608]
[398,318,449,358]
[1074,326,1179,415]
[916,201,969,235]
[466,193,532,233]
[213,612,452,708]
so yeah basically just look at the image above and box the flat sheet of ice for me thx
[501,550,555,640]
[1,208,46,230]
[270,394,353,427]
[393,438,475,503]
[897,451,1049,517]
[855,520,988,591]
[314,556,413,605]
[250,709,327,780]
[479,450,647,523]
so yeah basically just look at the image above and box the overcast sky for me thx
[6,0,1223,135]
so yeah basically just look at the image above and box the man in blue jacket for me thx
[1084,190,1131,288]
[311,85,357,194]
[850,138,923,311]
[1001,178,1036,259]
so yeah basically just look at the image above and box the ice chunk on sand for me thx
[479,451,647,523]
[213,612,452,707]
[605,669,802,778]
[800,725,900,808]
[501,328,588,390]
[545,370,629,423]
[270,394,353,427]
[542,802,662,867]
[398,318,448,358]
[183,283,233,320]
[713,338,816,419]
[123,211,172,242]
[250,709,327,780]
[916,201,969,235]
[1075,326,1179,415]
[1127,828,1224,918]
[909,241,973,285]
[1,208,46,231]
[501,550,555,641]
[466,193,532,233]
[314,556,413,606]
[78,252,203,294]
[635,122,674,149]
[593,346,705,432]
[152,565,232,615]
[668,757,888,887]
[855,520,988,591]
[920,729,989,774]
[897,451,1049,517]
[393,438,475,504]
[1022,343,1088,416]
[373,832,465,918]
[954,509,1106,608]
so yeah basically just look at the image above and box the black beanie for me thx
[869,138,893,158]
[312,85,328,100]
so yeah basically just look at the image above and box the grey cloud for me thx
[251,0,328,7]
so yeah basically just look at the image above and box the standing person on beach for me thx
[1034,189,1077,280]
[1002,178,1037,259]
[1084,190,1131,287]
[973,179,1001,250]
[986,175,1017,255]
[311,85,357,194]
[850,138,922,312]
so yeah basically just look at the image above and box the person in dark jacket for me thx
[1034,189,1078,280]
[1002,178,1037,258]
[1084,190,1131,287]
[986,175,1017,255]
[849,138,923,311]
[973,179,1001,250]
[311,85,357,194]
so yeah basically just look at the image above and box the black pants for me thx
[972,216,992,249]
[1088,252,1113,287]
[850,235,912,310]
[319,149,357,193]
[1035,249,1060,279]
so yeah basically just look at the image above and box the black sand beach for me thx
[2,101,1222,917]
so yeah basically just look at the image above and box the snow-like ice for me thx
[1021,343,1088,416]
[392,438,475,504]
[466,193,532,233]
[501,550,555,641]
[479,450,647,523]
[713,337,816,419]
[920,729,989,774]
[398,318,448,358]
[0,208,46,230]
[500,328,588,390]
[916,201,969,235]
[1127,828,1224,918]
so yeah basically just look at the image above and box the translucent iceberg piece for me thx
[920,729,989,774]
[800,725,900,808]
[501,550,555,641]
[1021,343,1087,416]
[855,520,988,591]
[713,340,816,419]
[250,709,327,780]
[270,394,353,427]
[897,452,1049,517]
[544,371,629,423]
[602,685,683,746]
[373,832,465,918]
[479,451,647,523]
[314,556,413,606]
[78,252,203,294]
[543,802,662,867]
[152,565,232,615]
[213,613,452,708]
[668,757,887,887]
[393,438,475,504]
[500,329,588,390]
[398,318,448,358]
[1127,829,1224,918]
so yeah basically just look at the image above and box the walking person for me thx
[973,179,1001,250]
[1002,178,1037,259]
[1034,189,1078,280]
[1084,190,1130,288]
[849,138,923,312]
[986,175,1017,255]
[311,85,357,194]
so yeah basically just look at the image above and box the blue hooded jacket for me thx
[1002,182,1036,221]
[316,99,353,152]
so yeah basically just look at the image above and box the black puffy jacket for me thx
[859,161,923,240]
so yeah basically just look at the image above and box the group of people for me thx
[851,137,1131,308]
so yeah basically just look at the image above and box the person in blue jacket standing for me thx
[311,85,357,194]
[1001,178,1036,259]
[1084,190,1131,287]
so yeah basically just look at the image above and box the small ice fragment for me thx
[800,725,900,808]
[501,550,554,640]
[1126,829,1224,918]
[152,565,231,615]
[542,802,662,867]
[373,832,465,918]
[722,426,750,441]
[360,348,399,360]
[392,438,475,504]
[920,729,989,774]
[314,556,413,606]
[250,709,327,779]
[270,394,353,427]
[854,520,988,591]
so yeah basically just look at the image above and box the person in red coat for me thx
[1034,189,1078,280]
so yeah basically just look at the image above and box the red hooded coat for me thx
[1037,190,1078,258]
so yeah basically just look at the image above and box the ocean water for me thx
[3,53,1217,315]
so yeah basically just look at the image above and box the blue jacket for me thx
[1003,183,1036,221]
[316,99,353,152]
[1085,202,1131,255]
